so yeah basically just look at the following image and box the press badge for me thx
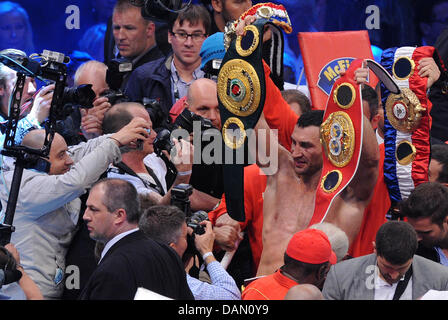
[54,267,64,285]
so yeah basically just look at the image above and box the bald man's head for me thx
[102,102,156,155]
[21,130,73,175]
[74,60,109,98]
[185,78,221,130]
[102,102,149,134]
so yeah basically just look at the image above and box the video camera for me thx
[0,49,96,122]
[0,48,96,245]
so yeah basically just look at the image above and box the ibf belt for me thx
[380,46,438,205]
[310,59,365,226]
[218,19,270,222]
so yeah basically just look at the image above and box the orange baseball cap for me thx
[286,228,337,265]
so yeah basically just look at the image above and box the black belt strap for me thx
[113,161,166,196]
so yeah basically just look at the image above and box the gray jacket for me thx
[0,136,121,299]
[323,253,448,300]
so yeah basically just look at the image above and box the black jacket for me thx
[124,55,174,116]
[79,230,194,300]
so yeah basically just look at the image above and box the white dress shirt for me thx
[374,265,413,300]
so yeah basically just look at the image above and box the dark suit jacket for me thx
[79,230,194,300]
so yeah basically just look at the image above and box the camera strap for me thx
[392,265,413,300]
[112,162,165,196]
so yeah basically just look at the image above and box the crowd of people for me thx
[0,0,448,301]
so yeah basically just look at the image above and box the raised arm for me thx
[325,115,379,243]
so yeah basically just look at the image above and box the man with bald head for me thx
[0,117,150,299]
[184,78,221,130]
[74,60,113,141]
[102,102,218,211]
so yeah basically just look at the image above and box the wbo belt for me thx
[380,46,444,211]
[218,16,291,222]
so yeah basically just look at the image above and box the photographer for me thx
[0,117,151,299]
[75,60,112,141]
[102,102,222,212]
[139,205,241,300]
[0,58,54,149]
[102,102,195,206]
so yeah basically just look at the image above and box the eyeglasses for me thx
[171,31,207,42]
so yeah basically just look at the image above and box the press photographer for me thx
[102,101,198,207]
[0,48,152,299]
[139,204,241,300]
[0,49,56,149]
[170,183,208,254]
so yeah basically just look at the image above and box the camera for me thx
[36,50,96,120]
[61,84,96,108]
[174,108,214,133]
[153,128,174,156]
[170,184,208,256]
[143,98,173,130]
[100,89,130,106]
[171,183,193,216]
[187,210,208,236]
[106,57,133,91]
[203,58,222,82]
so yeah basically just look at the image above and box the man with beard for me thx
[323,221,448,300]
[400,182,448,266]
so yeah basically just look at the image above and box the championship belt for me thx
[311,59,365,226]
[219,7,291,222]
[380,46,441,212]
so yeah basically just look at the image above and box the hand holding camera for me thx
[170,137,194,178]
[109,117,150,148]
[193,220,215,259]
[80,109,102,140]
[28,83,55,124]
[90,96,112,122]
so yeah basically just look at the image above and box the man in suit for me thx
[323,221,448,300]
[79,178,194,300]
